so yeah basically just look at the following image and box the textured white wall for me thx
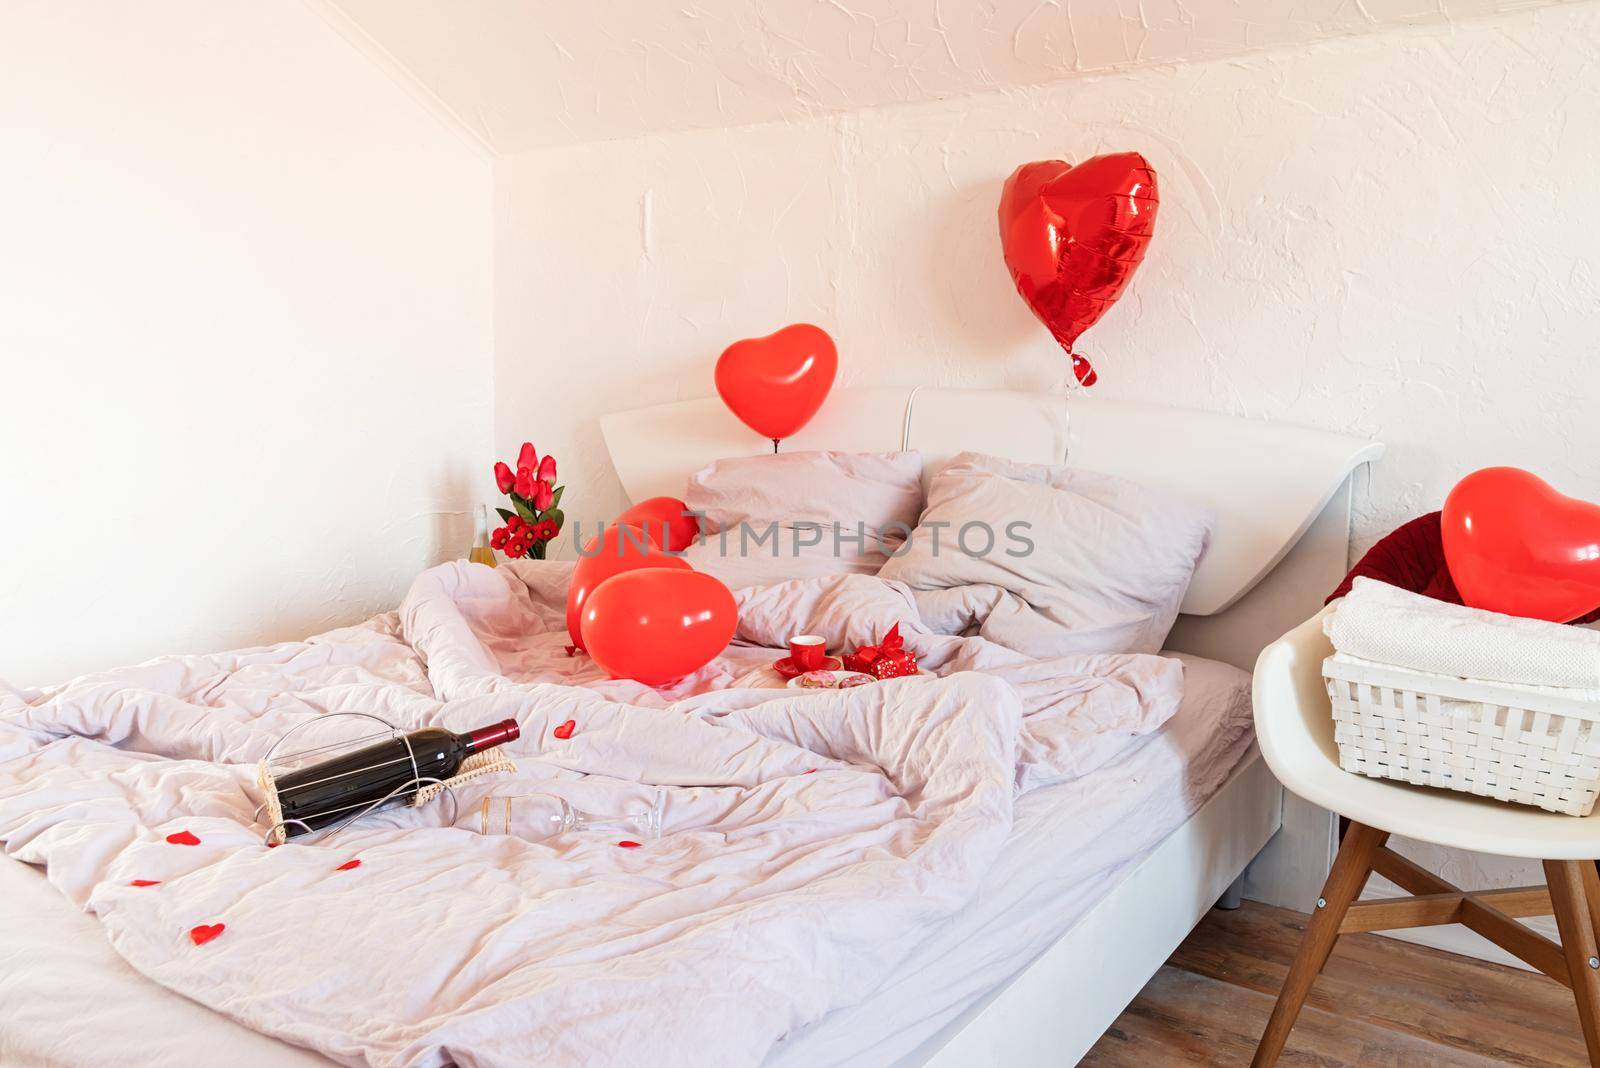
[1,1,494,686]
[498,1,1600,563]
[328,0,1586,152]
[494,1,1600,951]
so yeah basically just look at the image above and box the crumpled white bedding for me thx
[0,561,1192,1068]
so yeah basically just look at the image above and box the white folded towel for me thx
[1325,651,1600,704]
[1325,577,1600,690]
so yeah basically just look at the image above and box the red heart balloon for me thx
[580,568,737,686]
[1442,467,1600,622]
[566,525,691,651]
[616,496,700,553]
[999,153,1159,387]
[714,324,837,443]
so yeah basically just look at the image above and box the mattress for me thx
[0,654,1253,1068]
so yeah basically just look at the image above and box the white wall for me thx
[494,2,1600,955]
[497,2,1600,566]
[1,1,494,686]
[324,0,1584,153]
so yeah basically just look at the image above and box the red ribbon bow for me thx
[845,624,913,674]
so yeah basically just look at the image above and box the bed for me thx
[0,389,1380,1066]
[602,387,1382,1064]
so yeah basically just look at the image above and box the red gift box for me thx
[843,624,918,679]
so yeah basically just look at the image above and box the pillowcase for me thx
[876,451,1212,657]
[682,450,924,589]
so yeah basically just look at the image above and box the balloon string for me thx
[772,439,780,454]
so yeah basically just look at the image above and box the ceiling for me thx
[322,0,1577,154]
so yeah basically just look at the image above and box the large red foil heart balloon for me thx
[580,568,738,686]
[1442,467,1600,622]
[566,525,691,651]
[714,324,837,443]
[999,153,1159,386]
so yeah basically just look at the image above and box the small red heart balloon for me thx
[1442,467,1600,622]
[714,324,837,442]
[566,525,692,651]
[616,496,700,553]
[999,153,1159,387]
[580,568,737,686]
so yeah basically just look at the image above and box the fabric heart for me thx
[1443,467,1600,622]
[189,923,225,946]
[999,153,1159,387]
[335,859,361,871]
[714,324,837,442]
[552,719,576,740]
[166,830,200,846]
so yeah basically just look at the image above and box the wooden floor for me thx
[1081,901,1589,1067]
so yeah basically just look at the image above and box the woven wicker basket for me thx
[1323,656,1600,817]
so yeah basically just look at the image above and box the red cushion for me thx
[1327,511,1600,624]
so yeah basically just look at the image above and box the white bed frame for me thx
[602,388,1382,1065]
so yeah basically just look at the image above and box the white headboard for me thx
[600,389,1383,668]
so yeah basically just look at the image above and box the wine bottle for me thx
[468,503,498,567]
[270,719,520,838]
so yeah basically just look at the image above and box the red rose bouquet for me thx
[490,443,566,561]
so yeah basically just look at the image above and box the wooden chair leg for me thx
[1251,822,1388,1068]
[1545,859,1600,1064]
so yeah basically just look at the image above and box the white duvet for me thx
[0,561,1185,1068]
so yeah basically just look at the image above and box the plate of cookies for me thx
[786,669,876,691]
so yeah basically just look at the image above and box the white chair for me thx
[1250,605,1600,1065]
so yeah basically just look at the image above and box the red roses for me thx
[491,442,566,561]
[490,514,558,558]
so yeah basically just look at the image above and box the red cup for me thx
[788,634,826,671]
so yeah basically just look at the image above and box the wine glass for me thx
[551,788,664,840]
[484,788,664,841]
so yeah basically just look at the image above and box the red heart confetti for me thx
[564,645,578,657]
[266,841,280,849]
[336,859,361,871]
[617,840,642,849]
[166,831,200,846]
[552,719,576,740]
[189,923,225,946]
[804,769,817,775]
[129,879,161,887]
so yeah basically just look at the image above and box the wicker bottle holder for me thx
[1324,656,1600,817]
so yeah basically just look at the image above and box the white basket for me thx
[1323,656,1600,817]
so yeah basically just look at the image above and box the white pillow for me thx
[877,451,1212,656]
[682,450,924,589]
